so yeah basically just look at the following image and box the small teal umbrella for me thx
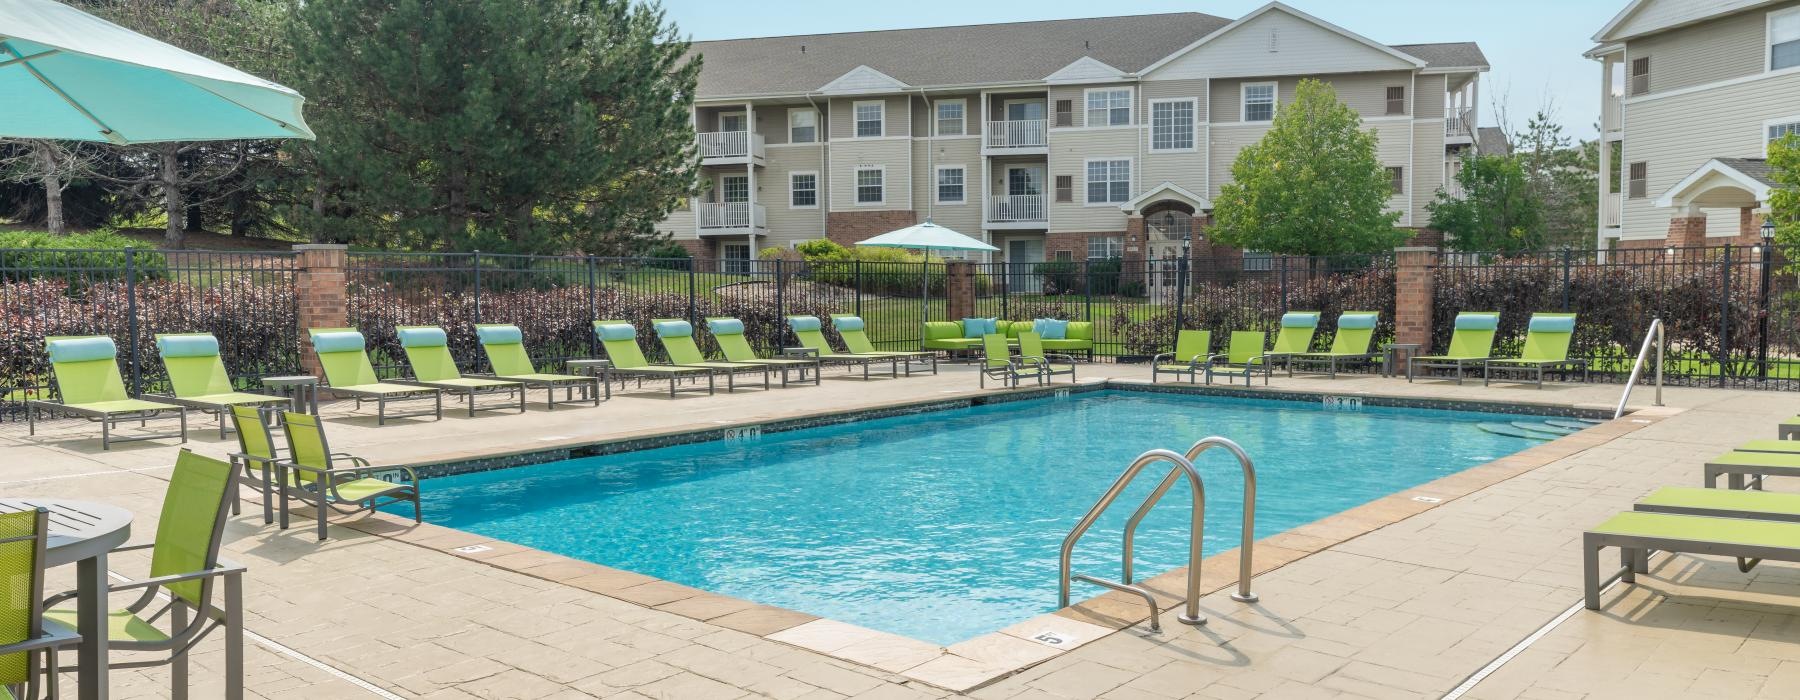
[855,220,999,257]
[0,0,312,143]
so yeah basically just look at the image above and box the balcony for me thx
[983,120,1048,155]
[697,131,765,165]
[1603,192,1621,228]
[1446,109,1473,142]
[696,203,766,235]
[987,195,1047,229]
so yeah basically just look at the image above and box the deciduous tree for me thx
[1428,154,1543,252]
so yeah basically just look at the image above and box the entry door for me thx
[1006,238,1045,293]
[1006,166,1044,221]
[718,112,747,132]
[1004,101,1045,121]
[722,243,752,274]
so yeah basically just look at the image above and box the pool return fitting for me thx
[1057,437,1258,632]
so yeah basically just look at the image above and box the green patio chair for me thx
[979,333,1042,388]
[1152,330,1212,384]
[592,321,716,397]
[26,335,187,449]
[1703,450,1800,491]
[1263,312,1320,375]
[1483,313,1588,388]
[1018,331,1075,385]
[786,316,895,380]
[474,324,602,409]
[393,326,525,416]
[704,318,821,387]
[149,332,288,438]
[1291,311,1381,378]
[1204,331,1272,386]
[653,319,770,391]
[0,508,78,700]
[830,315,938,375]
[1582,511,1800,610]
[280,411,420,541]
[43,450,247,699]
[1408,311,1500,384]
[227,404,283,525]
[307,328,442,424]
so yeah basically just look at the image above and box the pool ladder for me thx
[1057,437,1258,632]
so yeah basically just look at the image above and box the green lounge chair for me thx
[1635,486,1800,523]
[786,316,895,379]
[831,315,938,375]
[1735,439,1800,455]
[1703,450,1800,490]
[979,333,1043,388]
[1582,511,1800,610]
[593,321,716,397]
[475,324,603,408]
[653,319,770,391]
[1409,311,1500,384]
[1152,330,1211,384]
[1204,330,1272,386]
[1779,417,1798,440]
[279,411,421,541]
[1291,311,1381,377]
[393,325,525,416]
[307,328,442,424]
[1263,312,1321,375]
[149,332,288,438]
[0,508,78,700]
[43,449,247,698]
[1018,331,1076,385]
[705,317,821,386]
[26,335,187,449]
[1484,313,1588,388]
[227,404,284,525]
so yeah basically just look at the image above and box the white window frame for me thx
[787,108,817,144]
[1086,235,1124,260]
[1765,115,1800,155]
[1083,87,1134,127]
[1386,166,1406,196]
[934,99,966,137]
[1082,157,1132,206]
[717,111,748,132]
[1148,97,1198,153]
[935,165,967,205]
[852,100,885,139]
[720,175,750,204]
[853,165,885,206]
[1769,6,1800,73]
[789,170,819,209]
[1242,81,1278,122]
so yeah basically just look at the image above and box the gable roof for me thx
[1139,1,1426,77]
[1653,157,1774,208]
[1592,0,1782,42]
[1476,127,1511,156]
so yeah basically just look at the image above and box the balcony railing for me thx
[697,131,765,160]
[985,120,1048,149]
[1446,109,1473,138]
[1603,192,1621,228]
[989,194,1047,222]
[697,202,766,230]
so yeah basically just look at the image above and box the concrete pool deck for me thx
[4,363,1797,698]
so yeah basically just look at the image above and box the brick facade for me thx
[1394,247,1437,349]
[1664,212,1709,250]
[944,261,975,320]
[825,210,918,246]
[293,244,349,379]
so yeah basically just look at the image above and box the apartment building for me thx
[655,2,1491,269]
[1589,0,1799,249]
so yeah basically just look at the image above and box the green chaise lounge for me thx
[279,411,421,541]
[1409,311,1500,384]
[1018,331,1075,384]
[979,333,1044,388]
[653,319,771,391]
[1291,311,1381,378]
[394,326,526,416]
[593,321,716,397]
[1263,312,1321,375]
[787,316,895,379]
[149,332,289,438]
[1733,439,1800,455]
[1635,486,1800,523]
[1484,313,1588,388]
[1779,417,1798,440]
[1582,511,1800,610]
[27,335,187,449]
[308,328,443,424]
[1703,450,1800,490]
[475,324,603,408]
[705,317,821,386]
[1204,330,1272,386]
[0,508,79,700]
[831,315,938,375]
[1152,330,1212,384]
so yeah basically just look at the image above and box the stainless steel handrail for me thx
[1059,449,1207,629]
[1613,317,1665,419]
[1121,437,1259,603]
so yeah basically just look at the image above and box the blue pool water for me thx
[406,391,1540,644]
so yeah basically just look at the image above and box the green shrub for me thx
[0,230,144,249]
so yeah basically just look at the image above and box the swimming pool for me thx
[407,390,1543,645]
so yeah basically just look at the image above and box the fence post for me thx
[1394,247,1439,349]
[1000,262,1010,320]
[125,248,140,395]
[774,259,786,337]
[586,256,599,358]
[687,257,699,325]
[854,260,863,319]
[1719,245,1732,387]
[1561,248,1572,311]
[471,250,482,324]
[293,244,350,379]
[1278,256,1289,314]
[1173,256,1189,347]
[1760,242,1772,381]
[1084,261,1093,327]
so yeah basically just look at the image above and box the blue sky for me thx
[659,0,1622,140]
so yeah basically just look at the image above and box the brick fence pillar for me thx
[945,260,975,321]
[1394,246,1438,349]
[1665,206,1709,256]
[294,244,349,378]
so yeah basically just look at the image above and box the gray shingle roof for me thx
[1476,126,1510,156]
[1715,158,1775,187]
[688,13,1489,98]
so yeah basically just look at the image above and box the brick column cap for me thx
[1393,246,1439,253]
[292,244,349,252]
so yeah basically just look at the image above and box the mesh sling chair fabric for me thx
[652,319,771,392]
[1204,331,1272,386]
[592,321,716,398]
[28,335,188,450]
[979,333,1043,388]
[307,328,442,425]
[704,318,821,387]
[474,324,602,408]
[829,315,938,376]
[151,332,288,438]
[1153,330,1212,384]
[1017,332,1075,385]
[1262,312,1321,375]
[1291,312,1382,378]
[1408,312,1500,385]
[393,325,526,416]
[1483,313,1588,388]
[279,411,421,541]
[0,509,77,700]
[786,316,894,380]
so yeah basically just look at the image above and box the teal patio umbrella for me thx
[855,220,999,257]
[0,0,312,143]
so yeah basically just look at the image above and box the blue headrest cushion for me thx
[654,320,693,338]
[477,325,522,345]
[595,323,637,342]
[833,316,866,332]
[47,337,117,363]
[156,334,219,358]
[1281,312,1320,329]
[707,318,745,335]
[1336,313,1378,330]
[1455,313,1500,331]
[788,316,821,332]
[309,331,365,354]
[1529,315,1577,333]
[397,327,447,348]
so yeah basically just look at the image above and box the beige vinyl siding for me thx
[655,208,694,240]
[1411,121,1446,225]
[1207,123,1269,200]
[827,95,912,139]
[1140,79,1210,121]
[1628,5,1782,94]
[1047,129,1137,233]
[1047,83,1137,130]
[1211,78,1298,124]
[1212,74,1417,123]
[1415,74,1447,120]
[829,139,911,210]
[754,107,791,145]
[910,94,983,137]
[1318,71,1415,117]
[1610,0,1771,40]
[1367,121,1413,223]
[764,145,827,243]
[911,138,982,234]
[1139,79,1209,197]
[1148,8,1416,80]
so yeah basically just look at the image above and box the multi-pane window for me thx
[1054,175,1073,203]
[721,176,749,203]
[1771,120,1800,145]
[1627,162,1647,199]
[936,167,965,203]
[854,101,884,138]
[790,172,817,208]
[1085,160,1130,204]
[1150,99,1195,151]
[1386,167,1405,195]
[1773,9,1800,71]
[1386,86,1406,115]
[1087,236,1123,260]
[1629,57,1650,96]
[1085,89,1131,126]
[1243,250,1274,272]
[789,110,816,143]
[855,167,884,204]
[1243,83,1277,121]
[936,101,965,136]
